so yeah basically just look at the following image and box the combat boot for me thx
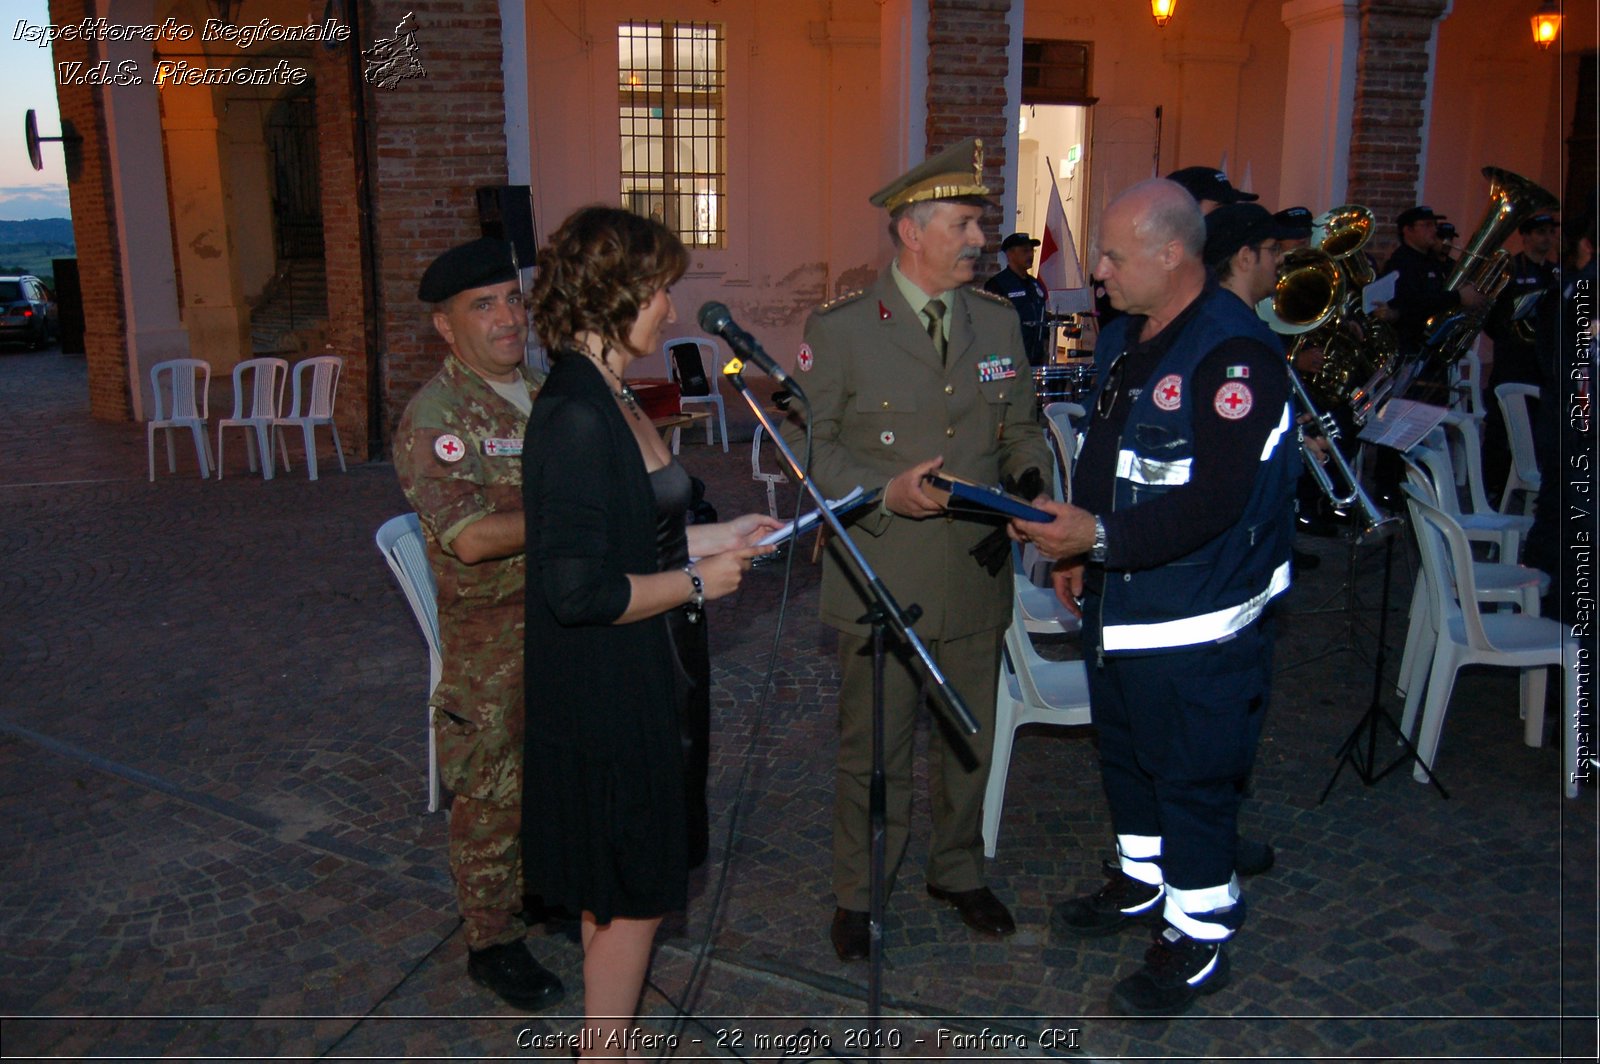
[467,939,565,1011]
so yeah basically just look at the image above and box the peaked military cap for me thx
[869,137,992,212]
[418,237,518,303]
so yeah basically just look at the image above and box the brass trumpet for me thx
[1259,248,1402,541]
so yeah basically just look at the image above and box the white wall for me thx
[527,0,885,377]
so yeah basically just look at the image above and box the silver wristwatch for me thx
[1089,516,1108,563]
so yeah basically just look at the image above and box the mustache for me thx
[957,246,983,263]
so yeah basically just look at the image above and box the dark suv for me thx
[0,275,57,349]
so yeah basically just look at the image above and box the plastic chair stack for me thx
[375,513,444,813]
[146,358,214,481]
[1400,490,1580,798]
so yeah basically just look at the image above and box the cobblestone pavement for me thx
[1,349,1595,1061]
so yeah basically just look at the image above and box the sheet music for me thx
[1363,271,1398,315]
[1357,398,1449,451]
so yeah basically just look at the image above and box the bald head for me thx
[1092,179,1207,326]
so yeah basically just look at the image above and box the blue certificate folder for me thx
[757,486,882,547]
[924,472,1054,523]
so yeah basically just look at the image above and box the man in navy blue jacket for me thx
[1013,179,1299,1016]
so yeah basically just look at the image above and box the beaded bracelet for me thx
[682,562,704,623]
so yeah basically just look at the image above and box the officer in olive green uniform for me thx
[394,237,562,1011]
[783,139,1052,960]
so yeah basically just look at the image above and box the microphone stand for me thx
[720,359,980,1059]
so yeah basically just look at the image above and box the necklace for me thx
[589,352,643,417]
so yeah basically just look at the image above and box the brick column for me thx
[49,0,129,420]
[312,1,373,462]
[926,0,1012,248]
[1347,0,1450,262]
[363,1,512,444]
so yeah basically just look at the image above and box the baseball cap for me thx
[1273,206,1314,241]
[1000,232,1042,251]
[1396,205,1447,231]
[1518,212,1560,234]
[1167,166,1259,205]
[1204,203,1277,267]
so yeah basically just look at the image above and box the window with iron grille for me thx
[1021,39,1094,106]
[618,20,726,247]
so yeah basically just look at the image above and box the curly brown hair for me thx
[530,205,689,357]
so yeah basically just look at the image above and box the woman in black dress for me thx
[521,206,777,1057]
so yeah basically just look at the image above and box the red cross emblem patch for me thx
[433,433,466,463]
[797,343,814,372]
[1213,381,1253,420]
[1153,374,1183,411]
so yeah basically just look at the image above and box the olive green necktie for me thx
[924,298,947,364]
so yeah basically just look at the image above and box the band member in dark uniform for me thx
[985,232,1053,366]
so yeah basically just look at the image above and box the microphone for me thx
[697,301,808,405]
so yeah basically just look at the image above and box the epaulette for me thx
[969,286,1014,307]
[816,289,868,316]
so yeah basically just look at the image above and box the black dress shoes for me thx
[830,907,870,961]
[467,939,565,1011]
[926,885,1016,937]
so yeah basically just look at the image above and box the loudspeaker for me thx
[476,185,536,265]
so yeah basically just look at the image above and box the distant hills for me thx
[0,219,74,244]
[0,218,75,284]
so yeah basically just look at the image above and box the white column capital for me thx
[1280,0,1359,33]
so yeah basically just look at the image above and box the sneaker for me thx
[1110,924,1230,1016]
[1050,865,1163,939]
[467,940,565,1011]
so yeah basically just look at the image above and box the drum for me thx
[1033,366,1074,406]
[1061,362,1095,401]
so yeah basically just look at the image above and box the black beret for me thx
[418,237,518,303]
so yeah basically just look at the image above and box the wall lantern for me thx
[1531,1,1562,51]
[1152,0,1178,28]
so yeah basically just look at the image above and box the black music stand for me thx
[1319,504,1449,801]
[719,359,980,1059]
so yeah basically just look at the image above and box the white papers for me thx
[757,486,868,547]
[1363,271,1398,315]
[1357,398,1449,451]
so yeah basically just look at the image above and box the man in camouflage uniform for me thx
[394,237,562,1011]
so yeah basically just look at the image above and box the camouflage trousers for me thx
[434,689,526,950]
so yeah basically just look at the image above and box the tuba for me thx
[1266,208,1399,426]
[1257,249,1400,541]
[1415,166,1559,377]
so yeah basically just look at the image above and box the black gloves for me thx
[968,467,1045,576]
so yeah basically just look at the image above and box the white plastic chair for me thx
[1405,439,1529,563]
[216,357,288,480]
[375,513,444,813]
[1400,492,1580,798]
[1393,480,1548,702]
[146,358,214,481]
[751,423,790,517]
[982,588,1092,857]
[1042,401,1085,505]
[273,355,347,481]
[664,337,728,453]
[1494,383,1541,516]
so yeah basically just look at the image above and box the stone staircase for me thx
[250,258,328,354]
